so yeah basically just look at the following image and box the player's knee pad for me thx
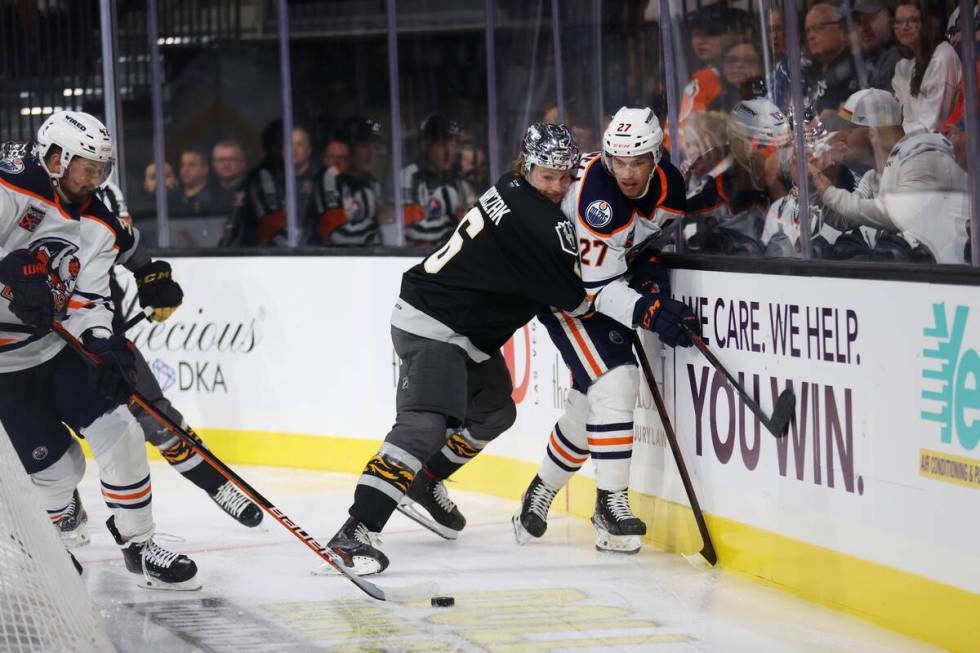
[466,399,516,442]
[82,407,154,540]
[355,441,425,526]
[385,410,450,463]
[437,427,489,467]
[539,389,590,489]
[30,437,85,514]
[585,365,639,491]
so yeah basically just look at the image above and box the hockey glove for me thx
[82,332,137,404]
[0,249,54,332]
[632,293,700,348]
[134,260,183,322]
[628,253,671,296]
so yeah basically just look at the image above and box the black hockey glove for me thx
[82,332,137,404]
[0,249,54,332]
[134,260,183,322]
[632,293,700,348]
[628,252,671,296]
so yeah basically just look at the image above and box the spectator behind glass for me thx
[892,0,963,135]
[143,161,177,196]
[850,0,902,90]
[210,139,246,215]
[221,120,287,246]
[292,126,318,224]
[803,3,861,117]
[458,143,487,191]
[401,113,473,247]
[768,9,796,111]
[815,89,968,263]
[939,4,980,171]
[309,116,385,247]
[212,140,246,190]
[323,139,351,175]
[710,41,764,113]
[175,147,221,216]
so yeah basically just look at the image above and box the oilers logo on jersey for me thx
[0,157,25,174]
[585,200,613,228]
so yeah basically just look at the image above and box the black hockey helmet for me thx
[342,116,382,145]
[419,113,459,144]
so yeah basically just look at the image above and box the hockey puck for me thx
[430,596,455,607]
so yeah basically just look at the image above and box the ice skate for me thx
[209,480,263,527]
[107,516,201,590]
[327,516,389,576]
[396,470,465,540]
[592,489,647,554]
[513,475,558,545]
[54,489,89,548]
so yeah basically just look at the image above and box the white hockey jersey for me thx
[0,154,126,371]
[560,153,687,327]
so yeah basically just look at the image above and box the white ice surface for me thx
[70,462,942,653]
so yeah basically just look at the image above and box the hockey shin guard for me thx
[586,365,639,491]
[83,406,154,543]
[352,443,422,531]
[538,389,590,490]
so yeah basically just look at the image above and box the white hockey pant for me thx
[31,405,154,543]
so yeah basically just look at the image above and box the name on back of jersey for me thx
[479,185,510,225]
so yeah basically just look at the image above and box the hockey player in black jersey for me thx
[327,123,589,575]
[0,111,198,589]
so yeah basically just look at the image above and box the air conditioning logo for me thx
[919,303,980,489]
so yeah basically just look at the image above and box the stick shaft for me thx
[51,321,387,601]
[632,333,717,566]
[122,307,152,332]
[682,323,778,435]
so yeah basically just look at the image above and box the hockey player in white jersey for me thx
[0,111,199,589]
[514,108,700,554]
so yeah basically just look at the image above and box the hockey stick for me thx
[632,333,717,566]
[680,323,795,438]
[122,307,152,332]
[51,320,428,602]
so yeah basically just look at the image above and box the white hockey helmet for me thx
[602,106,664,169]
[35,110,114,184]
[602,107,663,198]
[728,98,791,186]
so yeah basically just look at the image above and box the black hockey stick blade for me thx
[51,320,403,602]
[769,388,796,438]
[632,333,717,567]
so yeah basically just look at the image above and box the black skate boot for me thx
[106,516,201,590]
[209,481,263,527]
[396,470,466,540]
[54,489,89,548]
[512,475,559,545]
[592,489,647,554]
[327,516,389,576]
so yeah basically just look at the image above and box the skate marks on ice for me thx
[267,588,692,652]
[117,598,317,652]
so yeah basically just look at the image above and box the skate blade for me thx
[511,513,532,545]
[137,577,203,591]
[594,529,641,554]
[60,528,90,549]
[395,501,459,540]
[314,555,384,577]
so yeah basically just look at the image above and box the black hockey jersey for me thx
[392,172,588,361]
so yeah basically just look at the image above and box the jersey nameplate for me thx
[478,185,510,225]
[585,200,613,228]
